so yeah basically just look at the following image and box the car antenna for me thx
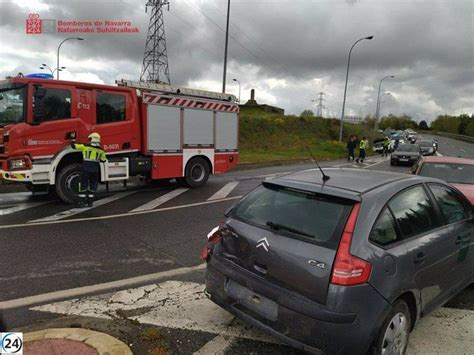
[306,146,330,182]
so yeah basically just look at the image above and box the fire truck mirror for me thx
[33,85,47,122]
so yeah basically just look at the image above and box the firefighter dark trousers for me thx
[78,161,100,201]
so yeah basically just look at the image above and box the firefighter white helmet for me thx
[88,132,101,144]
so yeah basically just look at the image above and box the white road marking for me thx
[0,195,243,230]
[193,334,237,355]
[29,191,136,223]
[130,188,189,212]
[32,280,277,344]
[436,152,444,157]
[0,264,206,311]
[362,159,388,169]
[0,192,36,204]
[208,182,239,201]
[31,281,474,354]
[460,149,466,153]
[0,201,52,216]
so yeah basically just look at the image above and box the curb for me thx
[24,328,132,355]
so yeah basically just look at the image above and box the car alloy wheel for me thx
[381,312,409,355]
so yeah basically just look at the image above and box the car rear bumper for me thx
[391,156,418,165]
[205,254,390,354]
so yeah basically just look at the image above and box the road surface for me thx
[0,134,472,354]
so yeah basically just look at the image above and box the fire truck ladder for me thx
[116,79,237,102]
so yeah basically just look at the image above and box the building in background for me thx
[241,89,285,115]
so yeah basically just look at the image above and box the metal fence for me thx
[436,132,474,143]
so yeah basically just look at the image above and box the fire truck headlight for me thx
[9,159,27,170]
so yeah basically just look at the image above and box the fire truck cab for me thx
[0,77,239,204]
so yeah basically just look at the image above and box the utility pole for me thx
[222,0,231,93]
[141,0,171,84]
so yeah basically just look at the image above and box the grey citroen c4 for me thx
[203,168,473,354]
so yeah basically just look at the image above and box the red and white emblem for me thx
[26,13,42,34]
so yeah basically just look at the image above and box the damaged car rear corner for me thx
[202,168,474,354]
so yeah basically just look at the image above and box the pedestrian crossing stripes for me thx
[0,201,52,216]
[29,191,136,223]
[0,159,389,224]
[130,188,189,213]
[207,181,239,201]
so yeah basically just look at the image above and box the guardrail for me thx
[436,132,474,144]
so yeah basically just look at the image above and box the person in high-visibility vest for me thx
[356,136,369,163]
[71,132,107,206]
[382,136,390,157]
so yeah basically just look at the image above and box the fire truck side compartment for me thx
[215,112,238,151]
[147,105,181,152]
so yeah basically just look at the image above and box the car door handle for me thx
[253,262,267,274]
[414,252,426,264]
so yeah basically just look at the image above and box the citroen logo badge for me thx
[256,237,270,252]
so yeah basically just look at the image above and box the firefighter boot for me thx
[87,193,95,207]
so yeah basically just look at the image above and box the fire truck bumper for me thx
[0,169,33,182]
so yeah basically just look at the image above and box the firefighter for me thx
[382,136,390,157]
[71,132,107,207]
[356,136,369,163]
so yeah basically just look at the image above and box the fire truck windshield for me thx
[0,83,27,127]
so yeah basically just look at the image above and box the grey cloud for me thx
[0,0,472,119]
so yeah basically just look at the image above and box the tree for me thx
[458,114,472,135]
[465,118,474,137]
[300,110,314,118]
[418,120,429,130]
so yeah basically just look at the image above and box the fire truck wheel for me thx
[56,163,82,204]
[184,157,210,188]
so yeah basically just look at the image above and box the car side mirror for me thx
[33,85,46,122]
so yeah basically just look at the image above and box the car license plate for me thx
[224,279,278,321]
[400,158,409,162]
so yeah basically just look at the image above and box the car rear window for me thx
[231,183,353,248]
[419,163,474,184]
[396,144,418,152]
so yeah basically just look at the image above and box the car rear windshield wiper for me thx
[266,221,314,238]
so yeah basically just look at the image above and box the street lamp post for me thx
[377,92,391,126]
[359,104,366,119]
[57,37,84,80]
[40,64,66,76]
[374,75,395,131]
[222,0,231,93]
[233,78,241,103]
[339,35,374,142]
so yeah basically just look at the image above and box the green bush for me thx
[239,107,377,163]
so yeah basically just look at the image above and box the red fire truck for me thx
[0,77,239,203]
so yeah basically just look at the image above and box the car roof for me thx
[421,156,474,165]
[272,168,426,197]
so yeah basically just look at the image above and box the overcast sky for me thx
[0,0,472,121]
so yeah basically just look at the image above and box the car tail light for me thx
[331,203,372,286]
[201,226,223,261]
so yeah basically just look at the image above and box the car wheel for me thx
[372,300,411,355]
[183,157,210,188]
[390,161,396,166]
